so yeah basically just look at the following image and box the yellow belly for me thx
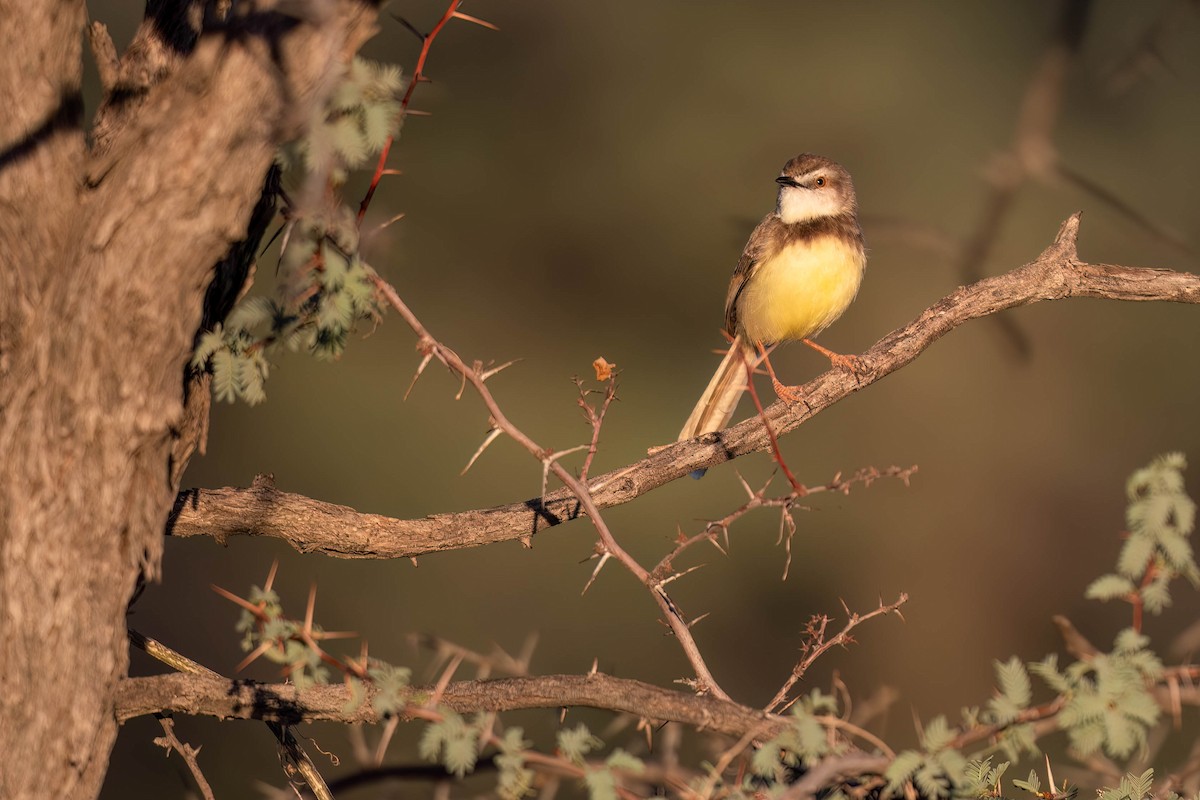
[737,235,865,344]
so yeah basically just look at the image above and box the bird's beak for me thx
[775,176,801,188]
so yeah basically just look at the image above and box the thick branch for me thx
[169,215,1200,559]
[116,672,780,739]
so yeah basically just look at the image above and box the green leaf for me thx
[605,749,645,773]
[1013,769,1041,793]
[211,348,237,403]
[225,296,275,332]
[1129,768,1155,798]
[583,768,619,800]
[419,709,479,777]
[988,656,1031,724]
[921,715,954,752]
[1086,574,1136,601]
[884,751,923,795]
[996,723,1039,763]
[1029,654,1070,693]
[368,660,412,717]
[1116,533,1157,578]
[913,763,950,799]
[557,724,602,765]
[1158,529,1195,572]
[1066,719,1105,756]
[1103,707,1138,758]
[495,727,535,800]
[191,327,225,368]
[1113,628,1149,653]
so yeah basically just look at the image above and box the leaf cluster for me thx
[557,724,645,800]
[750,689,842,781]
[193,57,402,403]
[1086,453,1198,614]
[884,716,970,799]
[233,585,330,689]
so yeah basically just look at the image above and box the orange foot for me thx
[771,376,805,405]
[828,351,864,375]
[804,339,865,381]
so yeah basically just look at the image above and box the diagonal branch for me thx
[168,214,1200,559]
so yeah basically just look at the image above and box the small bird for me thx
[678,154,866,451]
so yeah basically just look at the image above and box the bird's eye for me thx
[815,177,826,187]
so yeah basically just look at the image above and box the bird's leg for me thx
[755,342,805,405]
[802,338,864,377]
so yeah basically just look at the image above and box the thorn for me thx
[589,658,599,676]
[461,427,503,475]
[581,551,611,596]
[409,557,419,568]
[381,168,404,176]
[276,221,295,272]
[541,444,590,503]
[706,530,728,556]
[404,352,434,400]
[375,212,406,232]
[403,109,433,117]
[452,10,500,30]
[260,221,287,256]
[689,612,711,629]
[390,13,427,41]
[264,559,279,593]
[304,583,317,633]
[479,358,522,382]
[235,639,275,673]
[211,584,265,616]
[657,563,706,588]
[733,469,756,500]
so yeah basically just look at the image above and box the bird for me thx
[678,154,866,460]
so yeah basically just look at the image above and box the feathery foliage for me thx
[193,57,402,404]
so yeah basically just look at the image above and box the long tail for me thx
[678,335,760,442]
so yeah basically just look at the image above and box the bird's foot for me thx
[828,352,864,376]
[771,376,806,405]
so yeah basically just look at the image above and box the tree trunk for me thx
[0,3,377,797]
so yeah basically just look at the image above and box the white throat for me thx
[777,187,843,224]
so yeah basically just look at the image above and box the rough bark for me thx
[0,3,378,798]
[115,672,783,740]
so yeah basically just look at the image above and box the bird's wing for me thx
[724,213,781,337]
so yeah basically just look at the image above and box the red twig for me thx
[736,343,804,493]
[357,0,466,225]
[1131,558,1157,634]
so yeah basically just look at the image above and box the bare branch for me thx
[169,215,1200,558]
[115,672,783,739]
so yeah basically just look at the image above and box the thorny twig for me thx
[576,364,619,481]
[764,594,909,715]
[652,467,918,583]
[154,717,216,800]
[358,0,498,224]
[371,275,733,699]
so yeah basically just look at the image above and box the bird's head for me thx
[774,154,857,224]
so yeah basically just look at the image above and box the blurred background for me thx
[92,0,1200,796]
